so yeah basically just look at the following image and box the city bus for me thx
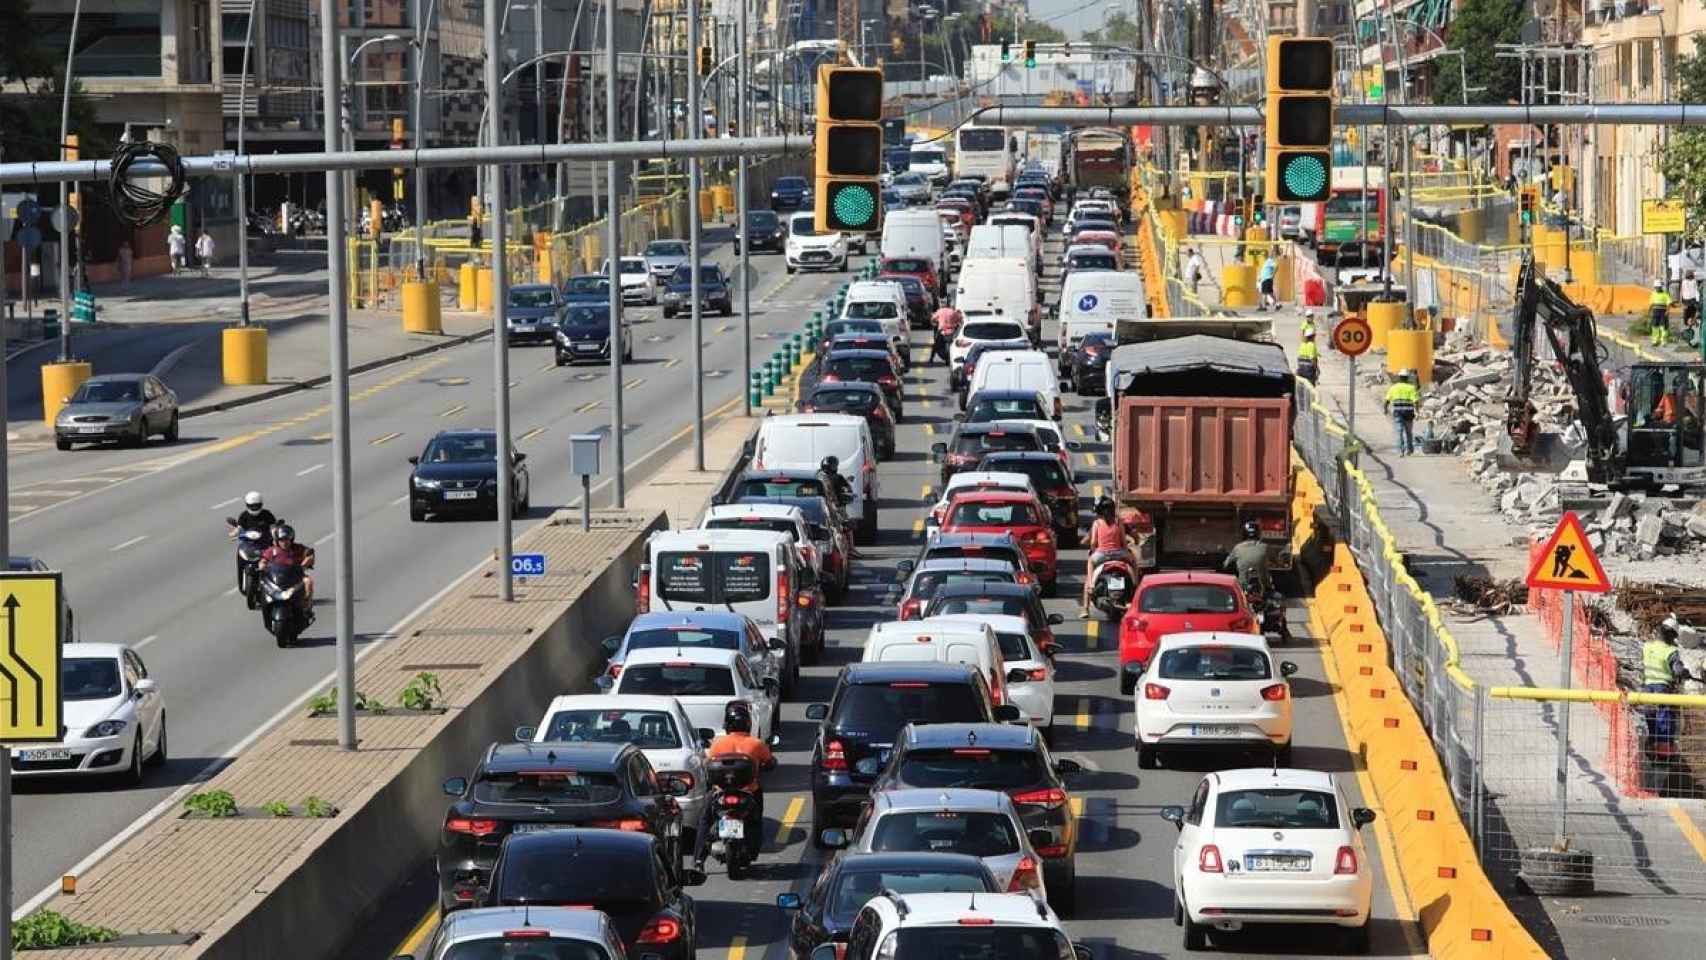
[956,125,1016,199]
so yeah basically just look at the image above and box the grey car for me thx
[417,905,629,960]
[891,171,933,206]
[644,239,691,280]
[822,787,1051,901]
[54,374,178,450]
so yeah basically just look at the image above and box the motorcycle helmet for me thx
[1095,496,1116,518]
[820,455,840,476]
[723,700,753,734]
[275,524,297,543]
[1242,519,1261,540]
[244,491,264,510]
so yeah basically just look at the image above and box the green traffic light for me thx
[1281,154,1329,200]
[1025,57,1035,69]
[831,183,877,230]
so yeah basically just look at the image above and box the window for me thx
[619,663,736,697]
[844,300,898,320]
[959,128,1006,152]
[827,868,990,925]
[963,322,1026,340]
[869,810,1019,856]
[791,216,820,236]
[62,658,122,701]
[473,770,623,805]
[951,431,1042,457]
[509,287,557,308]
[1156,645,1272,681]
[891,927,1071,960]
[543,709,681,748]
[443,938,610,960]
[493,845,662,907]
[948,501,1039,527]
[1214,788,1341,829]
[706,517,798,540]
[845,908,883,960]
[656,552,713,603]
[1138,584,1240,615]
[1186,779,1211,826]
[716,552,771,603]
[831,683,985,731]
[630,755,658,796]
[994,632,1032,663]
[1639,39,1654,93]
[827,356,895,381]
[895,748,1045,790]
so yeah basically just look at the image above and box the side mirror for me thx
[1027,828,1053,849]
[514,725,537,742]
[681,866,709,887]
[819,828,850,849]
[134,678,158,696]
[661,775,693,797]
[1353,807,1378,828]
[1066,440,1082,452]
[993,704,1023,722]
[776,892,803,910]
[594,675,615,691]
[805,703,829,721]
[1280,660,1300,677]
[762,677,780,694]
[896,559,916,576]
[952,412,966,423]
[600,636,622,656]
[1159,805,1185,826]
[442,777,468,797]
[1072,945,1093,960]
[1040,642,1061,658]
[768,733,782,747]
[697,727,716,747]
[408,456,420,465]
[513,452,528,464]
[1006,667,1032,684]
[1053,758,1082,776]
[1047,613,1065,625]
[768,638,788,652]
[930,442,947,457]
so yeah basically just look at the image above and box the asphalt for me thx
[2,234,854,902]
[350,216,1429,960]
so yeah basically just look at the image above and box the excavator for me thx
[1501,256,1706,491]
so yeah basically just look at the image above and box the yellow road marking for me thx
[729,935,748,960]
[310,432,332,442]
[1070,796,1084,821]
[911,518,925,538]
[1083,452,1101,467]
[1074,699,1091,730]
[779,795,805,842]
[575,400,601,413]
[624,377,646,389]
[440,376,469,386]
[392,903,438,959]
[664,357,682,369]
[1085,619,1099,650]
[1669,803,1706,864]
[1072,423,1086,438]
[921,485,933,501]
[1092,483,1104,500]
[518,426,547,443]
[439,404,466,418]
[370,431,403,446]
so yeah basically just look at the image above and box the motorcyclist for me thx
[692,700,775,872]
[1080,497,1136,619]
[227,491,278,540]
[260,524,316,603]
[1224,519,1273,600]
[820,455,853,507]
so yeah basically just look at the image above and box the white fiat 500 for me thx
[1133,631,1296,769]
[1161,768,1378,952]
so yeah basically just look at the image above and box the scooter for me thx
[1088,554,1139,618]
[226,518,275,610]
[703,755,762,880]
[258,559,314,648]
[1246,585,1292,646]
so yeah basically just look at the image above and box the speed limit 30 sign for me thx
[1332,317,1373,357]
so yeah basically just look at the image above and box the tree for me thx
[1083,12,1143,49]
[0,0,104,165]
[1431,0,1529,106]
[1660,36,1706,241]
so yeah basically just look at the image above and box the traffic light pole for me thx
[688,0,704,472]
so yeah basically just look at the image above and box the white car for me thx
[927,613,1057,732]
[699,502,822,580]
[607,646,780,745]
[598,609,786,692]
[1134,632,1297,770]
[521,693,712,833]
[601,256,657,305]
[9,643,165,783]
[950,316,1031,369]
[824,787,1050,901]
[825,891,1079,960]
[1162,768,1377,952]
[785,211,848,273]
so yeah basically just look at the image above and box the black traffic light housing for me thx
[1264,36,1334,204]
[815,65,884,234]
[1023,40,1036,68]
[697,45,713,77]
[1000,40,1011,62]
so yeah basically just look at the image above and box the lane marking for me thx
[390,494,411,506]
[1668,802,1706,865]
[574,400,601,413]
[309,433,333,442]
[439,404,466,418]
[1085,619,1099,651]
[313,532,336,547]
[624,378,646,390]
[1072,423,1086,438]
[296,463,326,477]
[925,422,936,435]
[209,497,239,510]
[393,901,439,960]
[109,535,148,553]
[134,634,160,650]
[911,518,925,538]
[779,795,805,842]
[518,426,547,443]
[728,935,748,960]
[1091,483,1104,500]
[371,431,403,446]
[535,361,557,374]
[664,357,682,369]
[920,484,933,501]
[507,380,520,389]
[1074,698,1091,730]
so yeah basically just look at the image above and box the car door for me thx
[1176,778,1211,890]
[629,752,680,853]
[122,650,162,752]
[734,657,772,741]
[743,621,776,686]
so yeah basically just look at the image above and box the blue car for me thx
[504,284,563,345]
[770,175,812,211]
[561,274,610,306]
[662,264,733,318]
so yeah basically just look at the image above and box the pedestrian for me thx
[167,224,187,275]
[931,305,961,367]
[117,240,134,291]
[1384,369,1421,457]
[195,229,215,278]
[1258,252,1279,311]
[1683,270,1700,339]
[1295,330,1320,385]
[1650,279,1674,347]
[1183,247,1209,297]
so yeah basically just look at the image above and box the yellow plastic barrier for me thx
[1386,328,1434,384]
[1244,225,1268,265]
[402,281,443,334]
[476,267,494,313]
[699,189,715,220]
[1222,263,1257,307]
[1158,209,1187,241]
[1456,208,1484,244]
[711,184,734,219]
[221,326,268,386]
[1533,224,1567,271]
[458,262,477,311]
[1568,248,1599,285]
[1367,300,1405,351]
[41,360,93,428]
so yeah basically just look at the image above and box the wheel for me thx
[163,412,180,443]
[122,731,145,786]
[624,343,634,362]
[147,715,168,767]
[56,438,71,451]
[554,352,567,367]
[1342,924,1370,955]
[1120,672,1137,696]
[511,493,526,519]
[1174,897,1184,927]
[721,303,733,317]
[521,485,532,512]
[1182,912,1208,951]
[664,307,677,319]
[858,509,878,546]
[127,424,146,447]
[410,502,427,522]
[1137,742,1159,769]
[786,264,796,275]
[1048,865,1077,917]
[838,257,849,272]
[1041,577,1058,599]
[726,850,745,881]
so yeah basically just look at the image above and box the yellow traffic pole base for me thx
[1385,328,1434,385]
[475,268,494,313]
[402,281,444,334]
[42,360,93,428]
[1367,300,1406,352]
[458,262,478,311]
[221,326,269,385]
[1221,264,1257,308]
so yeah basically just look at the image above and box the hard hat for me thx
[1656,279,1666,289]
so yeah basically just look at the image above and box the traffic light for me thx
[1023,40,1036,68]
[1264,36,1334,204]
[814,65,884,234]
[697,45,713,77]
[1000,40,1011,62]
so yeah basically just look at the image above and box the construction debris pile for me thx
[1410,330,1582,461]
[1452,575,1529,614]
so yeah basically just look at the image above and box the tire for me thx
[664,307,677,319]
[786,264,796,275]
[163,412,180,443]
[1041,577,1058,599]
[410,503,427,522]
[624,343,634,363]
[838,257,849,273]
[554,353,567,367]
[521,485,532,513]
[1120,672,1137,696]
[721,303,733,317]
[1342,924,1370,955]
[727,851,745,881]
[147,715,168,767]
[858,508,878,546]
[1049,865,1077,917]
[56,438,72,451]
[122,731,145,786]
[1137,742,1159,769]
[1182,912,1208,951]
[1517,847,1596,896]
[127,424,146,447]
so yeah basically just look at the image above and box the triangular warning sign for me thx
[1525,511,1611,594]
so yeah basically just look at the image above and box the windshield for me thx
[959,128,1006,152]
[832,682,984,733]
[619,258,646,273]
[826,356,894,381]
[1325,191,1375,216]
[791,216,820,237]
[73,380,141,404]
[474,770,623,805]
[991,218,1033,233]
[705,516,798,542]
[952,432,1041,457]
[565,276,608,295]
[672,265,724,284]
[967,398,1046,422]
[1156,645,1272,681]
[911,149,946,165]
[948,501,1040,527]
[619,663,735,697]
[746,212,779,229]
[928,595,1026,620]
[423,434,497,462]
[736,476,823,499]
[509,288,557,308]
[626,624,743,653]
[910,570,1014,600]
[1215,788,1341,830]
[962,322,1026,341]
[1139,583,1240,614]
[776,176,807,190]
[542,708,682,748]
[561,306,611,330]
[826,867,991,925]
[809,389,881,413]
[870,810,1018,856]
[1071,254,1118,271]
[827,320,884,338]
[892,927,1069,960]
[646,241,688,257]
[926,545,1023,569]
[494,845,660,907]
[896,748,1045,791]
[845,300,899,320]
[894,172,927,186]
[446,940,610,960]
[63,657,122,701]
[884,258,931,274]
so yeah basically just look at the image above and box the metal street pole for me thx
[236,0,257,325]
[319,0,357,752]
[486,0,515,600]
[2,745,11,960]
[739,0,751,417]
[535,0,547,205]
[609,0,627,507]
[1556,590,1575,846]
[689,0,705,470]
[415,0,439,278]
[56,0,82,361]
[556,0,586,231]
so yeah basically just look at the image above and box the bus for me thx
[956,125,1016,199]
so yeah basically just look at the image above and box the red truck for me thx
[1094,320,1296,576]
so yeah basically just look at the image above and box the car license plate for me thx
[19,748,72,761]
[444,490,479,501]
[574,343,599,352]
[511,823,560,834]
[1107,576,1126,591]
[1246,855,1310,872]
[1190,724,1240,737]
[512,324,534,334]
[77,426,106,434]
[717,818,745,840]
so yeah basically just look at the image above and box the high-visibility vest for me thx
[1651,290,1674,310]
[1385,382,1419,413]
[1297,341,1319,362]
[1643,640,1677,687]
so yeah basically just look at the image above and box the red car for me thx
[939,490,1058,595]
[879,256,940,299]
[1117,572,1257,694]
[1071,229,1122,255]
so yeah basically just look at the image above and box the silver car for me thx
[54,373,179,450]
[891,171,933,206]
[823,787,1050,901]
[644,239,691,280]
[418,905,627,960]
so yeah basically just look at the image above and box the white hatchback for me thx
[1162,768,1377,952]
[1133,632,1296,769]
[607,646,780,745]
[9,642,166,784]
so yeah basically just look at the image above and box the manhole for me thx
[1574,915,1672,928]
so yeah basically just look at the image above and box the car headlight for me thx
[413,477,441,489]
[85,719,128,738]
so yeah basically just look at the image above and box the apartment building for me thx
[1582,0,1683,238]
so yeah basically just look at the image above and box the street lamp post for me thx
[689,0,705,471]
[236,0,257,327]
[56,0,83,362]
[739,0,751,417]
[608,0,627,506]
[414,0,441,279]
[484,0,516,600]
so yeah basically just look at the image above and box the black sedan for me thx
[1067,331,1115,395]
[505,284,564,345]
[776,852,999,957]
[481,829,702,960]
[770,175,811,211]
[735,209,786,254]
[882,274,937,328]
[556,303,634,366]
[977,451,1081,547]
[819,349,903,421]
[663,264,733,318]
[801,381,896,460]
[408,430,531,522]
[438,742,691,912]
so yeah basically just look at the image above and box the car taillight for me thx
[504,928,553,937]
[1014,571,1034,586]
[778,571,791,623]
[798,593,815,608]
[588,818,649,831]
[872,402,891,420]
[1011,787,1067,808]
[635,571,650,614]
[898,599,921,620]
[824,739,848,770]
[606,663,623,678]
[637,917,683,944]
[1198,844,1224,873]
[990,673,1004,705]
[1261,683,1289,702]
[878,375,898,388]
[1028,667,1048,681]
[957,917,995,926]
[1228,615,1252,631]
[801,404,816,413]
[1144,683,1170,700]
[445,816,500,837]
[1008,855,1043,892]
[1335,846,1359,875]
[1054,486,1077,501]
[1257,514,1287,534]
[1023,530,1054,546]
[822,373,841,382]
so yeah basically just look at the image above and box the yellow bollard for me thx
[712,184,734,219]
[1367,300,1405,352]
[1386,328,1434,385]
[458,262,477,311]
[1222,263,1257,307]
[1507,212,1522,244]
[1456,208,1484,244]
[42,360,93,429]
[699,189,716,220]
[476,268,494,312]
[402,281,443,334]
[221,326,268,386]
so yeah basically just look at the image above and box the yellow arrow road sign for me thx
[0,572,64,742]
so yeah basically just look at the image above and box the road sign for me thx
[1332,316,1373,357]
[1642,199,1686,236]
[512,553,547,578]
[0,573,65,742]
[15,198,40,226]
[49,206,78,234]
[1525,512,1610,593]
[15,226,41,251]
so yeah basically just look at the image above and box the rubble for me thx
[1451,575,1529,614]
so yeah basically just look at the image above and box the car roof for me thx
[1141,571,1242,589]
[965,390,1044,402]
[61,642,126,658]
[438,905,616,943]
[1214,767,1338,792]
[835,851,994,874]
[978,451,1061,463]
[876,786,1015,813]
[826,349,892,361]
[926,531,1022,548]
[628,609,753,631]
[649,528,790,550]
[511,283,555,292]
[85,373,145,383]
[933,581,1032,598]
[914,557,1017,574]
[1066,244,1115,256]
[432,429,497,440]
[945,489,1037,505]
[542,693,687,715]
[809,380,883,395]
[500,827,658,855]
[621,646,744,668]
[1154,630,1270,652]
[945,471,1032,489]
[955,422,1039,437]
[887,892,1059,927]
[483,741,630,772]
[704,504,805,523]
[763,413,866,429]
[872,620,991,640]
[901,722,1036,750]
[842,661,982,684]
[925,613,1031,636]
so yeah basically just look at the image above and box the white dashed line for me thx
[296,463,326,477]
[109,535,148,552]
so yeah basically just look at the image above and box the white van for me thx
[880,210,948,292]
[1056,271,1144,364]
[861,619,1015,712]
[638,528,805,686]
[956,258,1039,342]
[753,414,881,544]
[963,224,1032,265]
[966,350,1062,420]
[986,212,1042,271]
[839,280,910,354]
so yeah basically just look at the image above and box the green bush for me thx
[13,911,120,950]
[307,688,337,714]
[184,790,238,818]
[262,800,293,818]
[1630,317,1652,336]
[399,672,444,710]
[303,795,336,818]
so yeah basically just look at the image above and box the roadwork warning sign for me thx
[0,572,64,742]
[1525,512,1610,594]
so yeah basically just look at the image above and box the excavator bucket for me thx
[1493,432,1576,474]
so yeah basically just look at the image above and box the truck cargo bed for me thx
[1113,396,1292,505]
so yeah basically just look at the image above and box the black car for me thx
[922,581,1065,652]
[977,451,1079,547]
[505,283,564,345]
[825,331,908,375]
[802,382,896,461]
[804,662,1022,844]
[663,264,733,318]
[480,829,702,960]
[1005,198,1046,222]
[556,303,634,366]
[820,349,903,420]
[1067,331,1115,395]
[953,341,1031,394]
[736,209,786,254]
[882,274,936,328]
[962,389,1051,424]
[776,852,999,957]
[436,742,691,912]
[770,176,811,211]
[931,423,1045,485]
[904,532,1031,579]
[870,723,1082,914]
[408,430,531,522]
[728,493,854,601]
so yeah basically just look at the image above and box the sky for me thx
[1024,0,1135,40]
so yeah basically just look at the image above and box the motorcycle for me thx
[1245,584,1292,646]
[1088,553,1139,618]
[258,558,314,648]
[703,755,762,880]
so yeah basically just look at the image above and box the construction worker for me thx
[1643,621,1694,695]
[1295,331,1320,385]
[1384,369,1421,457]
[1299,309,1317,341]
[1650,280,1674,347]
